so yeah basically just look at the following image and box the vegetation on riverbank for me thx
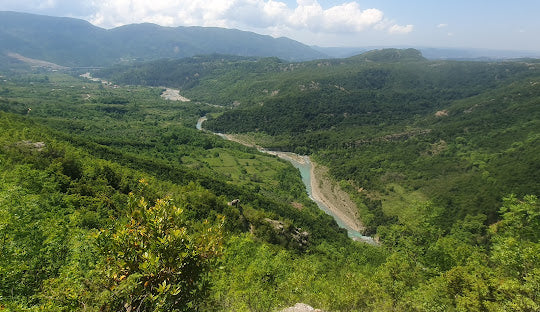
[1,49,539,311]
[195,51,540,235]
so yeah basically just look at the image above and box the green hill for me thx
[349,48,426,62]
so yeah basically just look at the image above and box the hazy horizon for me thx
[1,1,539,53]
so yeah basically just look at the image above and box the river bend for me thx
[197,117,376,244]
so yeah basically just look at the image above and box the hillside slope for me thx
[1,51,539,311]
[164,50,538,233]
[96,49,539,235]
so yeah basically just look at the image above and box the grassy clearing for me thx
[381,183,428,219]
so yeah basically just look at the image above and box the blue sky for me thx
[1,0,539,51]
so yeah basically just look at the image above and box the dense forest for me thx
[0,49,539,311]
[100,50,539,234]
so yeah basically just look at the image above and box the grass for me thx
[381,183,428,220]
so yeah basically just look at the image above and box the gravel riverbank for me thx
[309,162,365,234]
[196,117,374,243]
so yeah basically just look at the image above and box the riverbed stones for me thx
[279,303,323,312]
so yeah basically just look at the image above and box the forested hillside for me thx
[193,50,539,235]
[99,50,539,235]
[1,48,539,311]
[0,72,359,310]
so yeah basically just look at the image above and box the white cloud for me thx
[321,4,384,32]
[388,24,413,34]
[89,0,237,28]
[437,23,448,28]
[38,0,57,9]
[285,1,384,33]
[0,0,95,16]
[85,0,411,36]
[1,0,413,44]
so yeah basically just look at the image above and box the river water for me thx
[267,151,376,244]
[197,117,376,244]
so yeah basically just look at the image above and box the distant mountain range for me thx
[1,11,539,69]
[0,11,327,67]
[313,46,540,61]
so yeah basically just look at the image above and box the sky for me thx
[1,0,540,51]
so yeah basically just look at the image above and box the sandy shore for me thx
[310,162,366,233]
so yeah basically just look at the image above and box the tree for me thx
[488,195,540,311]
[97,187,224,311]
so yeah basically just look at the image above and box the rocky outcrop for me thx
[263,218,309,249]
[16,140,46,151]
[227,199,249,231]
[279,303,323,312]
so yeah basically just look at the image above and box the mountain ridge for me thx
[313,45,540,60]
[0,11,328,67]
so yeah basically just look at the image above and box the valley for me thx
[0,14,538,309]
[198,116,375,243]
